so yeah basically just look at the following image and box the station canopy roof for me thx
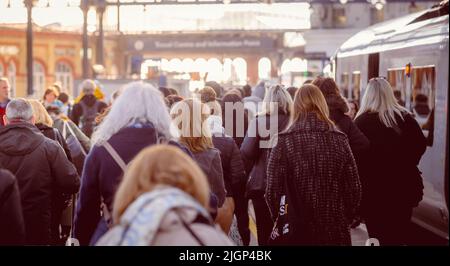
[0,0,311,33]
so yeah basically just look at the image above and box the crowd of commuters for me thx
[0,74,426,246]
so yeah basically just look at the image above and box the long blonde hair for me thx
[112,144,210,223]
[356,77,408,127]
[290,84,334,128]
[170,99,213,153]
[28,99,53,127]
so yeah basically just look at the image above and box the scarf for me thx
[96,187,212,246]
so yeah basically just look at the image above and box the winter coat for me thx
[266,113,362,245]
[96,187,233,246]
[0,122,80,245]
[36,123,72,162]
[0,169,25,245]
[354,112,426,215]
[241,112,290,198]
[326,94,369,159]
[192,148,226,207]
[70,94,107,137]
[73,123,190,246]
[212,133,246,197]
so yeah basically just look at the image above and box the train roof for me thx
[336,0,449,58]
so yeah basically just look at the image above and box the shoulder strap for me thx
[102,141,127,172]
[175,212,206,246]
[66,122,87,156]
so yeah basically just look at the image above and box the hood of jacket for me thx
[325,94,349,114]
[0,122,45,156]
[80,94,98,107]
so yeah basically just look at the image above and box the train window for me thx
[387,69,407,107]
[388,66,435,146]
[340,73,349,99]
[411,66,435,146]
[351,71,361,103]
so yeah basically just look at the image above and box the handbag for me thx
[267,193,291,245]
[267,172,293,245]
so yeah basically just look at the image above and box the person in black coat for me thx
[312,77,369,160]
[354,77,426,245]
[0,99,80,245]
[240,85,293,246]
[0,168,25,245]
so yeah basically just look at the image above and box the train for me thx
[332,0,449,240]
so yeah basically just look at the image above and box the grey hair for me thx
[81,79,96,94]
[91,81,173,145]
[5,98,34,121]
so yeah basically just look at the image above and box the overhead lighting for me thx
[339,0,348,4]
[223,0,231,4]
[374,0,385,10]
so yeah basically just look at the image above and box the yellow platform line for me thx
[249,215,258,241]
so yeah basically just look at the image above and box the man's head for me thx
[3,98,35,125]
[0,77,10,102]
[81,79,96,95]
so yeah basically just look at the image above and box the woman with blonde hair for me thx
[170,99,226,209]
[354,77,426,245]
[96,145,233,246]
[266,84,361,245]
[74,81,190,246]
[240,84,292,246]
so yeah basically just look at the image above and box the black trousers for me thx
[365,206,413,246]
[251,195,274,246]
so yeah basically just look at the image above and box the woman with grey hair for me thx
[355,77,426,245]
[73,81,190,246]
[240,84,293,246]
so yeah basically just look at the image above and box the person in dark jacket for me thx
[70,79,107,137]
[0,168,25,245]
[312,77,369,160]
[266,84,362,245]
[240,84,292,246]
[170,99,226,208]
[221,92,250,148]
[0,98,80,245]
[354,78,426,245]
[0,78,11,127]
[29,99,75,245]
[74,81,189,246]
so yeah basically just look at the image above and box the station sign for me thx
[127,36,276,52]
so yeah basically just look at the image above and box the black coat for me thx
[212,133,246,197]
[240,112,290,198]
[70,95,107,137]
[354,112,426,214]
[326,94,369,160]
[0,122,80,245]
[266,113,362,245]
[0,169,25,245]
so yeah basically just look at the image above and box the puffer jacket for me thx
[0,122,80,245]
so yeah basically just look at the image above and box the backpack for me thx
[79,101,100,137]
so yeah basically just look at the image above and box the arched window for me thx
[206,58,222,82]
[33,61,46,98]
[7,61,16,98]
[168,58,183,73]
[232,58,247,85]
[55,62,73,96]
[258,57,271,80]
